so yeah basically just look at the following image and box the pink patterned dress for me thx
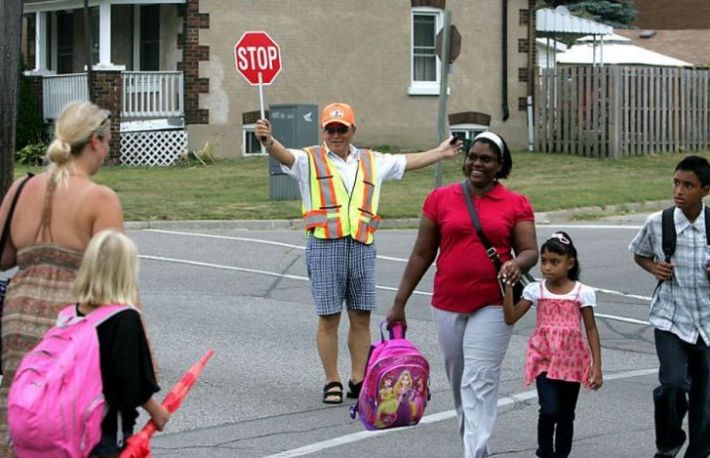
[523,282,592,389]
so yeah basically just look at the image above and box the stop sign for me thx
[234,31,282,85]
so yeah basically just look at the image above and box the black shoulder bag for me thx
[460,181,534,303]
[0,174,34,374]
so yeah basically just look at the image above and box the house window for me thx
[409,7,442,95]
[242,124,265,156]
[450,124,489,145]
[140,5,160,71]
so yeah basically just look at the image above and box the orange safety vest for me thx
[302,145,381,244]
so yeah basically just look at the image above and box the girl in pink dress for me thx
[502,232,602,458]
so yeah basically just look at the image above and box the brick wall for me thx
[91,71,122,162]
[633,0,710,30]
[178,0,210,124]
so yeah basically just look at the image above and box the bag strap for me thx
[660,206,676,262]
[0,174,34,261]
[59,304,132,328]
[460,181,503,271]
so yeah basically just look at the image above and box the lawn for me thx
[16,150,710,221]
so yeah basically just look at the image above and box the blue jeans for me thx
[654,329,710,458]
[535,372,581,458]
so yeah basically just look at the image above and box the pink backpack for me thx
[349,322,430,430]
[8,304,128,458]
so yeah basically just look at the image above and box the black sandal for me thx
[323,381,343,404]
[347,379,363,399]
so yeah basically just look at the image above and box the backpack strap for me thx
[661,206,676,263]
[58,304,133,328]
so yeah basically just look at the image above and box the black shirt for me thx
[77,305,160,436]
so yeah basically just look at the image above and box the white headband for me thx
[473,132,505,157]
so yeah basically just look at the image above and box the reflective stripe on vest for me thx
[303,145,381,244]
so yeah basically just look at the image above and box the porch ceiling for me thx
[24,0,185,14]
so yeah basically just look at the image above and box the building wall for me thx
[189,0,531,157]
[633,0,710,30]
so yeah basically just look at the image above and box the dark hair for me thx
[540,231,580,281]
[463,134,513,179]
[675,155,710,187]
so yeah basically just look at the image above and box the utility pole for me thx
[0,0,24,196]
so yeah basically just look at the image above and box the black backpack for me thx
[660,206,710,262]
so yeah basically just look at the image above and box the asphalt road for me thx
[121,213,684,458]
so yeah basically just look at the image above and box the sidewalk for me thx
[125,199,673,231]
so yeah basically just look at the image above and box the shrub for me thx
[16,142,47,166]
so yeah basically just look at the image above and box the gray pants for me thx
[432,306,513,458]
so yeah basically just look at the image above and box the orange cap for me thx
[321,103,356,128]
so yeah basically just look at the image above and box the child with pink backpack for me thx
[8,230,169,457]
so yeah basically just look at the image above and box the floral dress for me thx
[523,281,593,389]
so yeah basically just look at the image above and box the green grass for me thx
[16,150,709,221]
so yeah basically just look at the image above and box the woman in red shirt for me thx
[387,132,538,458]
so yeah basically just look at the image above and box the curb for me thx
[125,200,673,231]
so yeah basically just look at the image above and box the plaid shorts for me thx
[305,234,377,316]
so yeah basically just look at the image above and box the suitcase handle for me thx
[380,320,405,341]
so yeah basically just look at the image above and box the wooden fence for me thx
[536,65,710,157]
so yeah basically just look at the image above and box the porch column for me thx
[34,11,48,72]
[98,2,112,67]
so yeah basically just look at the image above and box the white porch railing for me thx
[42,73,88,119]
[122,71,184,119]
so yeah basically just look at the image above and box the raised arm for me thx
[255,119,296,168]
[387,215,440,329]
[403,136,462,171]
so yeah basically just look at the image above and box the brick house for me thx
[22,0,537,162]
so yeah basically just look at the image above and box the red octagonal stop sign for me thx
[234,31,282,86]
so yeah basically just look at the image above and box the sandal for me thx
[322,381,343,404]
[347,379,363,399]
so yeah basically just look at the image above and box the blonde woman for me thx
[71,230,167,457]
[0,101,124,454]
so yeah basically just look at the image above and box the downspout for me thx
[527,0,535,151]
[501,0,509,121]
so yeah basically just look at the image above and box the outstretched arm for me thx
[387,215,440,329]
[403,137,462,171]
[255,119,296,168]
[581,307,603,390]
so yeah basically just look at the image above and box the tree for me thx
[0,0,24,197]
[537,0,638,28]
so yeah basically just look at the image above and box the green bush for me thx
[16,142,47,166]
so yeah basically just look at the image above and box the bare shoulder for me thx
[81,183,124,232]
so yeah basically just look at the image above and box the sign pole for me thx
[434,10,452,189]
[258,72,266,119]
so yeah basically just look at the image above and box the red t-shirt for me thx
[423,182,535,314]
